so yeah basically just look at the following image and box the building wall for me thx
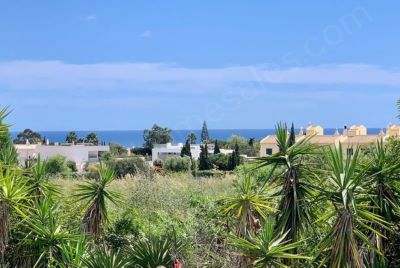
[15,145,109,172]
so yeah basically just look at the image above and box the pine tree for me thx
[199,144,211,170]
[201,121,209,142]
[214,140,220,154]
[289,122,296,147]
[181,139,192,157]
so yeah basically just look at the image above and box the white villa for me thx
[260,123,400,157]
[152,142,233,162]
[15,143,110,172]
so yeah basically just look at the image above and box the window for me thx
[266,148,273,155]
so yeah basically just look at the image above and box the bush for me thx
[195,170,224,178]
[45,155,68,175]
[66,160,77,172]
[107,157,148,178]
[131,147,152,156]
[209,154,231,171]
[164,157,192,172]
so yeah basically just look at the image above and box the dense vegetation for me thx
[1,108,400,267]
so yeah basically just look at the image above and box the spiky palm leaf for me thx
[74,162,121,237]
[230,217,311,268]
[127,236,183,268]
[0,107,18,165]
[22,198,77,268]
[81,247,130,268]
[361,139,400,266]
[0,164,31,263]
[28,157,60,199]
[255,122,320,243]
[315,144,389,268]
[219,175,275,237]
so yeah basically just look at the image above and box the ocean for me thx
[10,128,382,147]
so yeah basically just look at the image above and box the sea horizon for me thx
[10,128,384,147]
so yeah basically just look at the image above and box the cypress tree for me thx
[214,140,220,154]
[181,139,192,158]
[199,143,211,170]
[228,143,240,170]
[201,121,209,142]
[289,122,296,147]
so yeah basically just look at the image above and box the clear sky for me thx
[1,1,399,131]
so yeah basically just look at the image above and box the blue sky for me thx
[1,1,399,131]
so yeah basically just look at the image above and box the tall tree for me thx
[201,121,209,142]
[228,143,240,170]
[316,145,388,268]
[180,139,192,158]
[187,132,197,144]
[248,138,255,147]
[214,140,220,154]
[198,144,211,170]
[143,124,172,149]
[74,163,121,237]
[85,132,99,145]
[66,131,78,144]
[397,98,400,119]
[13,129,42,144]
[289,123,296,147]
[255,123,318,246]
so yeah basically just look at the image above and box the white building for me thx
[15,144,110,172]
[151,143,233,162]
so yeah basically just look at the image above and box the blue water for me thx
[10,128,382,147]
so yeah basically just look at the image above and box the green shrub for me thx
[209,154,231,171]
[45,155,68,175]
[164,157,191,172]
[107,157,148,178]
[195,170,224,178]
[66,160,77,172]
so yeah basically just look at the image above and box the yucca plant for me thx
[362,139,400,266]
[315,144,389,268]
[58,235,88,268]
[255,123,319,244]
[22,197,76,268]
[0,164,30,265]
[0,107,18,166]
[230,216,311,268]
[74,162,121,237]
[28,157,60,199]
[81,247,130,268]
[219,175,275,237]
[127,235,183,268]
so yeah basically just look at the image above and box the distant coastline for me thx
[10,128,383,147]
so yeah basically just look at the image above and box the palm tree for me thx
[219,175,275,238]
[74,162,121,237]
[315,144,388,268]
[0,164,30,264]
[362,139,400,266]
[255,123,319,244]
[188,132,197,144]
[230,217,311,267]
[66,131,78,144]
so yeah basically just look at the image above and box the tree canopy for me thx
[143,124,172,149]
[201,121,209,142]
[13,128,42,144]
